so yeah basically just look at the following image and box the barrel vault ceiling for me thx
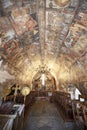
[0,0,87,93]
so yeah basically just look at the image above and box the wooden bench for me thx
[53,91,73,119]
[82,104,87,128]
[72,100,87,129]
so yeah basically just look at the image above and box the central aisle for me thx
[23,99,65,130]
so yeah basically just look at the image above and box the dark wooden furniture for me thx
[0,102,25,130]
[53,91,73,119]
[72,98,87,129]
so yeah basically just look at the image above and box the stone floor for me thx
[23,99,78,130]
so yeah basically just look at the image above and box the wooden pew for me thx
[53,91,73,119]
[72,99,87,129]
[79,94,87,128]
[82,104,87,128]
[54,93,87,127]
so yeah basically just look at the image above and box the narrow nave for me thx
[0,0,87,130]
[23,98,77,130]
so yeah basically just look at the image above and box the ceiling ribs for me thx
[37,0,46,66]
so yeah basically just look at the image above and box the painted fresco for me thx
[0,17,15,46]
[10,7,37,36]
[0,0,86,94]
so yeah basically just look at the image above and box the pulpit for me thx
[0,102,25,130]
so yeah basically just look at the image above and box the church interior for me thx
[0,0,87,130]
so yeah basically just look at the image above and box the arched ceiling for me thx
[0,0,87,93]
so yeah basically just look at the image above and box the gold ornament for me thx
[55,0,70,6]
[21,86,30,96]
[21,86,31,104]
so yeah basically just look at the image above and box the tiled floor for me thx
[23,99,80,130]
[23,100,65,130]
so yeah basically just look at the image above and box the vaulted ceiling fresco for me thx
[0,0,87,94]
